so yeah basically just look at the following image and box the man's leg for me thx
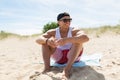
[42,44,56,72]
[62,43,83,78]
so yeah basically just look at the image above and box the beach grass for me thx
[0,25,120,40]
[0,31,29,40]
[0,31,18,40]
[82,24,120,37]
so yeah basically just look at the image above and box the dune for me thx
[0,32,120,80]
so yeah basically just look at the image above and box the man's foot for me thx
[61,70,71,80]
[42,68,51,74]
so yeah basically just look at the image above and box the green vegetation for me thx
[82,24,120,37]
[42,22,58,33]
[0,22,120,40]
[0,31,18,40]
[0,31,30,40]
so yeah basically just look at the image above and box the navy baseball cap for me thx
[57,12,70,21]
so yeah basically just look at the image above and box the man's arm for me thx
[55,28,89,46]
[66,28,89,44]
[36,29,55,45]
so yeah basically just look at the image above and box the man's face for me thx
[58,16,72,28]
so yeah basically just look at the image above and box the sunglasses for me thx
[59,18,72,23]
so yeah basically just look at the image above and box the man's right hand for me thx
[47,37,57,48]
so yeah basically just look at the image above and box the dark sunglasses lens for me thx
[63,19,72,23]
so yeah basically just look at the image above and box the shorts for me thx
[51,48,83,64]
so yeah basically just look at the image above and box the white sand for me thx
[0,33,120,80]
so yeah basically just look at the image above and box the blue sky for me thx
[0,0,120,35]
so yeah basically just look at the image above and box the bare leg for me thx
[62,43,83,78]
[42,44,55,73]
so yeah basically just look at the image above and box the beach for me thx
[0,32,120,80]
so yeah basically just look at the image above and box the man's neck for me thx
[59,27,69,33]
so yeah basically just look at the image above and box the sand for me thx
[0,33,120,80]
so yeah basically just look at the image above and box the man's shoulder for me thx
[71,27,84,35]
[45,28,56,36]
[47,28,56,33]
[72,27,81,32]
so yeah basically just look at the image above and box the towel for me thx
[39,53,102,67]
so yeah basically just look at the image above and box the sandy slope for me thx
[0,33,120,80]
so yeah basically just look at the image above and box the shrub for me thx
[42,22,58,33]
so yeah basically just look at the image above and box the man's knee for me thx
[72,43,83,49]
[42,44,49,48]
[42,44,56,54]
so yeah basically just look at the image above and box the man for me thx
[36,12,89,79]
